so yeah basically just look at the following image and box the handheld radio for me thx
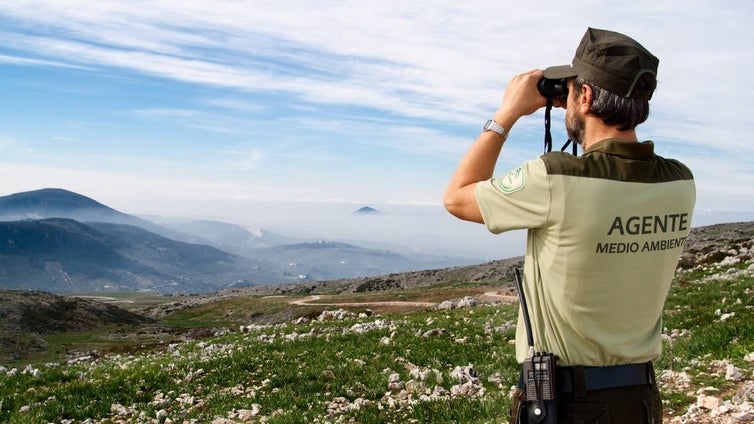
[514,268,559,423]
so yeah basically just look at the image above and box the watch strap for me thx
[483,119,507,139]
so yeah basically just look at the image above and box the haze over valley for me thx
[0,188,498,293]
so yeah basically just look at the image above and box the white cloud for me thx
[4,0,748,136]
[0,0,752,251]
[0,1,572,124]
[0,52,91,70]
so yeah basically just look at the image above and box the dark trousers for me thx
[510,370,663,423]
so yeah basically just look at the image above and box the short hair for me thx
[572,74,654,131]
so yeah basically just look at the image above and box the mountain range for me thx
[0,188,474,293]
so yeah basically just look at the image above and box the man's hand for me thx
[494,69,549,123]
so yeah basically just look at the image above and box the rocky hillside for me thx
[0,290,151,362]
[678,221,754,269]
[0,291,149,334]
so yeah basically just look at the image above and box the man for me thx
[444,28,696,423]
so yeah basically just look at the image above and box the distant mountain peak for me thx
[0,188,114,213]
[0,188,142,228]
[353,206,380,215]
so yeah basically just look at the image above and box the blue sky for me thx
[0,1,752,259]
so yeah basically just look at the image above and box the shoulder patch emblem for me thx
[497,166,525,193]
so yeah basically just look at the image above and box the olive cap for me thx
[543,27,659,100]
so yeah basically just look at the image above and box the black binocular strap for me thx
[543,99,578,156]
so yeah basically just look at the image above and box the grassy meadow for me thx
[0,262,752,423]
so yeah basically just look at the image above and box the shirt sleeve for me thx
[474,158,551,234]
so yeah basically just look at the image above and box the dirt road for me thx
[286,291,517,308]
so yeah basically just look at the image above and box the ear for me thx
[578,83,593,115]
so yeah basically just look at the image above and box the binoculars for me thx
[537,78,569,99]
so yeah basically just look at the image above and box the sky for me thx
[0,1,753,260]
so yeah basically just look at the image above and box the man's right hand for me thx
[493,69,555,125]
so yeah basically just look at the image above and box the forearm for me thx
[443,113,518,223]
[444,69,546,223]
[448,112,518,186]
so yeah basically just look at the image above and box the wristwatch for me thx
[483,119,507,140]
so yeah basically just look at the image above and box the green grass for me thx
[0,304,518,423]
[0,264,751,423]
[659,267,754,367]
[655,264,754,415]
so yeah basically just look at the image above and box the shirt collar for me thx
[583,138,655,159]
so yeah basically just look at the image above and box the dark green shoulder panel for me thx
[541,151,694,183]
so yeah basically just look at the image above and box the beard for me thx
[566,107,585,146]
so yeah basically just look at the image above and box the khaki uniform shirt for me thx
[475,139,696,366]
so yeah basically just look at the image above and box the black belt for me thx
[559,362,654,392]
[519,362,654,393]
